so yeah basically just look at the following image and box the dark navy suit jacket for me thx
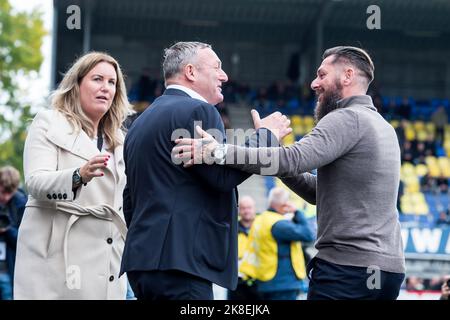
[120,88,275,289]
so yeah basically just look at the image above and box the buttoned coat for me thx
[14,109,128,299]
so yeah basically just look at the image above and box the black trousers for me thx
[127,270,213,300]
[227,278,262,300]
[307,257,405,300]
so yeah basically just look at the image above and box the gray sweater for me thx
[227,95,405,273]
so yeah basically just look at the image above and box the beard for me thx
[314,81,344,122]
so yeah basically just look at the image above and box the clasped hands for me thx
[172,109,292,167]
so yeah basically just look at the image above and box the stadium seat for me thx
[415,164,428,177]
[290,115,302,127]
[425,156,441,178]
[401,162,415,177]
[405,126,415,141]
[291,115,309,136]
[413,121,425,132]
[282,132,295,146]
[303,116,314,132]
[425,122,435,135]
[437,157,450,178]
[416,128,428,141]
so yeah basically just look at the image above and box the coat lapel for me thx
[45,110,125,185]
[112,136,125,185]
[45,111,100,161]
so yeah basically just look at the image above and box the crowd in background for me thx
[127,70,450,225]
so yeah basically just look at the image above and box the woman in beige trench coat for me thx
[14,52,131,299]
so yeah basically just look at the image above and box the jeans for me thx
[306,257,405,300]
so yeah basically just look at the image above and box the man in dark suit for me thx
[120,41,291,300]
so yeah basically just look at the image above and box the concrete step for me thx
[237,175,268,213]
[228,105,253,129]
[228,104,269,213]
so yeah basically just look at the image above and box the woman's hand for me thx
[79,154,110,183]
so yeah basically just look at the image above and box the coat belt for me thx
[26,200,127,287]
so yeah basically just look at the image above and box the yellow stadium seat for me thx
[414,203,429,215]
[407,181,420,193]
[390,120,399,128]
[282,132,295,146]
[410,192,424,203]
[413,121,425,131]
[292,126,301,135]
[437,157,450,178]
[401,205,414,214]
[405,127,415,141]
[303,116,314,126]
[426,156,441,177]
[290,115,302,127]
[410,192,429,215]
[416,129,427,142]
[401,162,415,178]
[290,115,304,135]
[298,117,313,134]
[445,124,450,134]
[425,122,435,135]
[444,140,450,157]
[400,194,414,214]
[415,164,428,177]
[401,162,415,172]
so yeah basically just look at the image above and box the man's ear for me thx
[342,67,354,86]
[185,63,196,82]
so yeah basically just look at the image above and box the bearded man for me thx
[173,46,405,300]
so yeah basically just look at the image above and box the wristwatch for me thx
[213,144,228,165]
[72,168,84,189]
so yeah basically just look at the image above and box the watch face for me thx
[73,171,82,185]
[214,147,225,159]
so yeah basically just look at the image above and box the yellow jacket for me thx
[240,210,306,281]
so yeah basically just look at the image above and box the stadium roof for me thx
[55,0,450,48]
[52,0,450,96]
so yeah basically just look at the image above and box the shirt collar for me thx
[336,95,376,111]
[166,84,208,103]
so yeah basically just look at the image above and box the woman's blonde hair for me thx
[51,52,131,150]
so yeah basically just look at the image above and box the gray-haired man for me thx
[121,41,290,300]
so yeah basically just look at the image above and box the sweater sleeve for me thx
[225,108,360,177]
[281,172,317,205]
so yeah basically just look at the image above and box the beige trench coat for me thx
[14,109,128,299]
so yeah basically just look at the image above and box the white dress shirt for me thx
[166,84,208,103]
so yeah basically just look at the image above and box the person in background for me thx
[227,195,261,300]
[0,214,17,300]
[0,166,27,228]
[0,166,27,300]
[14,52,132,299]
[239,187,314,300]
[440,276,449,300]
[431,106,448,144]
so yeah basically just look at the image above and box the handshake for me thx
[172,109,292,167]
